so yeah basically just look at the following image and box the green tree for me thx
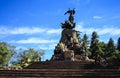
[117,37,120,51]
[96,42,106,56]
[82,34,91,56]
[107,37,120,65]
[98,42,107,57]
[89,31,99,58]
[106,38,115,57]
[111,50,120,60]
[0,42,15,66]
[82,34,88,46]
[12,48,44,67]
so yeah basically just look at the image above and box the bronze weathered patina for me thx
[61,8,76,29]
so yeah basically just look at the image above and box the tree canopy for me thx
[117,37,120,51]
[0,42,45,67]
[106,38,115,57]
[0,42,15,66]
[12,48,45,67]
[89,31,99,58]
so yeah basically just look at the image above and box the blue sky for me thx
[0,0,120,60]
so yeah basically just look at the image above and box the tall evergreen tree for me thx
[90,31,99,58]
[117,37,120,51]
[82,34,88,46]
[82,34,91,56]
[98,42,107,58]
[107,38,120,65]
[106,38,115,57]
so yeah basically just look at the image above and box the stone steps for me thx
[26,61,119,69]
[26,61,91,69]
[0,61,120,77]
[0,69,120,77]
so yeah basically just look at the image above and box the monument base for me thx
[0,61,119,77]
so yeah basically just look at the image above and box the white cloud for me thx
[38,43,57,50]
[11,27,45,34]
[0,27,45,34]
[97,28,120,36]
[11,38,58,44]
[93,16,102,19]
[76,22,120,36]
[0,26,61,35]
[47,29,61,34]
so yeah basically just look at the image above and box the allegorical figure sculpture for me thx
[64,8,75,23]
[61,8,76,29]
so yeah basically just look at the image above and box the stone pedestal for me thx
[51,29,84,61]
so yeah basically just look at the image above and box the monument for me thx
[0,9,119,78]
[51,9,85,61]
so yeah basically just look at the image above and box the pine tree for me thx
[106,38,120,65]
[117,37,120,51]
[98,42,107,58]
[106,38,115,57]
[90,31,99,58]
[82,34,91,56]
[82,34,88,46]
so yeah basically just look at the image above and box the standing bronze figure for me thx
[64,8,75,24]
[61,8,76,29]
